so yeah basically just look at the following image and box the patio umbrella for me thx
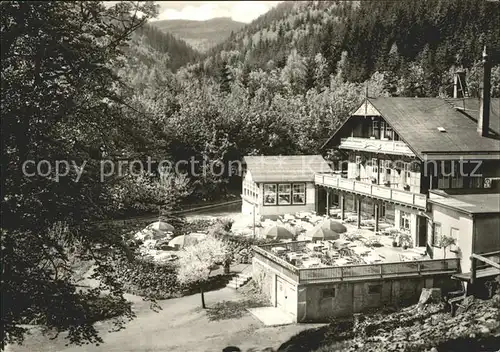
[320,219,347,233]
[262,225,294,240]
[168,234,200,249]
[168,235,186,248]
[148,221,175,232]
[306,224,341,241]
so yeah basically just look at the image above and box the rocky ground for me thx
[313,289,500,352]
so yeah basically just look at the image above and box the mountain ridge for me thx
[150,17,245,52]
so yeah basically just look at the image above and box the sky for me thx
[150,1,282,23]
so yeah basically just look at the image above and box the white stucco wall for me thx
[430,204,474,273]
[241,171,259,216]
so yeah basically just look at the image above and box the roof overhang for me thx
[422,152,500,161]
[428,198,500,217]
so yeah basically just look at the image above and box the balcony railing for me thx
[339,137,414,156]
[253,243,459,284]
[315,174,427,209]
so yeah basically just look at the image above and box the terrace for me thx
[253,241,460,284]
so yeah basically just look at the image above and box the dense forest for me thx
[130,24,201,71]
[199,0,500,95]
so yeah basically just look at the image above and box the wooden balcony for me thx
[315,174,427,210]
[339,137,414,157]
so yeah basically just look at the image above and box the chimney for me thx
[478,46,491,137]
[453,70,467,98]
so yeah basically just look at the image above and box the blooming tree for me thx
[177,236,229,308]
[439,235,457,259]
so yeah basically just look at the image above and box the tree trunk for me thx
[200,286,206,309]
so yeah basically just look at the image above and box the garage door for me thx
[276,277,296,316]
[277,276,286,309]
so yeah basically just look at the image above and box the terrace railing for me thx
[253,243,460,284]
[339,137,414,157]
[314,173,427,210]
[299,258,459,283]
[253,245,300,282]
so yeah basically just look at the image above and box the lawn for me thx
[6,286,325,352]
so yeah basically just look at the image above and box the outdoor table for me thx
[334,258,351,266]
[302,258,321,268]
[271,246,287,255]
[352,246,371,255]
[306,243,324,252]
[287,252,305,261]
[363,254,383,264]
[327,250,340,258]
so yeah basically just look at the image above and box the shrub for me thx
[108,255,233,300]
[86,295,133,323]
[325,317,355,342]
[211,232,280,263]
[109,257,181,299]
[176,218,216,235]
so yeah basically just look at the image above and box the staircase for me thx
[447,280,467,316]
[226,272,252,289]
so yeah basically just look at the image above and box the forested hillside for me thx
[130,24,200,71]
[200,0,500,97]
[151,17,245,52]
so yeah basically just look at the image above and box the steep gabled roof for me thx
[243,155,332,182]
[322,97,500,160]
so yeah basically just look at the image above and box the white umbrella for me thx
[148,221,175,232]
[320,219,347,233]
[262,225,294,240]
[306,224,341,241]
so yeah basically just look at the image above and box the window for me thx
[292,183,306,204]
[380,203,386,217]
[385,124,393,139]
[372,120,379,138]
[382,160,391,183]
[368,284,382,294]
[450,227,459,246]
[469,176,483,189]
[263,184,277,205]
[402,163,411,186]
[264,183,306,206]
[400,211,411,231]
[278,184,291,205]
[243,178,258,201]
[321,288,336,299]
[371,158,378,173]
[432,222,442,246]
